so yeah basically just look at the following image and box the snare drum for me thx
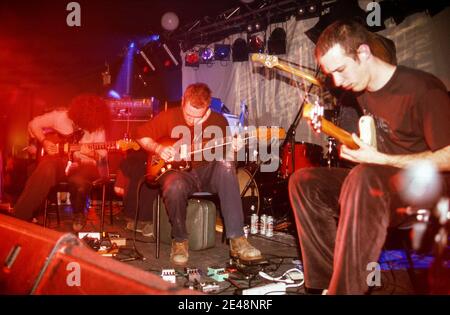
[280,142,323,178]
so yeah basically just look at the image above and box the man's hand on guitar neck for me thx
[42,139,58,155]
[340,133,386,165]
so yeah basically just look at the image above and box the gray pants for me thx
[158,161,244,241]
[288,164,411,294]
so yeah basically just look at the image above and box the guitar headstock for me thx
[251,53,279,68]
[303,103,324,133]
[117,139,140,151]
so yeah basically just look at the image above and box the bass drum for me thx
[236,166,291,226]
[280,141,324,178]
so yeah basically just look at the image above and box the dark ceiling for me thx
[0,0,247,104]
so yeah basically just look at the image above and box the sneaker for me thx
[72,214,86,232]
[230,236,262,261]
[141,222,154,238]
[170,240,189,266]
[125,219,150,233]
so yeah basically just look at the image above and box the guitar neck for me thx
[319,119,359,150]
[274,62,321,86]
[69,142,118,152]
[303,103,359,149]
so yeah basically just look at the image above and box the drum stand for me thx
[280,67,321,178]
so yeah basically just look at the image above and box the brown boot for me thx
[170,240,189,266]
[230,236,262,261]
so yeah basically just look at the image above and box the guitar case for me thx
[154,198,217,250]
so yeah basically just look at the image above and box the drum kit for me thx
[237,56,343,232]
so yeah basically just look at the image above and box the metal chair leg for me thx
[44,199,49,228]
[156,193,161,259]
[100,183,106,234]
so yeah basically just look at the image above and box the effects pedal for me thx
[186,268,201,283]
[161,269,177,284]
[229,257,269,276]
[207,266,229,282]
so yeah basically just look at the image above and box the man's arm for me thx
[341,134,450,171]
[138,137,175,161]
[28,111,63,155]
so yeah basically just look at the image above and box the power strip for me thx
[242,282,286,295]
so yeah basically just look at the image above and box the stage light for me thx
[139,50,156,72]
[149,34,160,42]
[108,90,121,99]
[214,44,231,61]
[298,7,305,16]
[232,38,249,62]
[185,50,200,67]
[248,34,265,53]
[268,27,286,55]
[200,47,214,63]
[307,4,317,13]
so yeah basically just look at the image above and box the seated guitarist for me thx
[136,83,262,266]
[13,94,111,232]
[288,20,450,294]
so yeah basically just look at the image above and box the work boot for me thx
[170,240,189,266]
[230,236,262,261]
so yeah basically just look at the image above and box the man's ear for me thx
[357,44,372,61]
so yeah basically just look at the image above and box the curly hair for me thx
[67,94,111,132]
[182,83,212,109]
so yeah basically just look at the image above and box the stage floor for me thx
[43,203,428,295]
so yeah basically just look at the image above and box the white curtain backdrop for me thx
[182,5,450,149]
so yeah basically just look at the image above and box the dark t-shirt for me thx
[136,106,230,168]
[357,66,450,155]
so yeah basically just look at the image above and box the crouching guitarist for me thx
[13,94,112,232]
[136,83,262,266]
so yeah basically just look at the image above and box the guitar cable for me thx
[126,175,148,261]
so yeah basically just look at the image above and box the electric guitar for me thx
[251,53,322,86]
[38,131,140,160]
[302,103,377,149]
[146,127,286,183]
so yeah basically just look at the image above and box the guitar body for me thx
[146,138,190,183]
[37,131,82,161]
[37,130,140,161]
[145,127,287,183]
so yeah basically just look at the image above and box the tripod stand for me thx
[280,66,321,178]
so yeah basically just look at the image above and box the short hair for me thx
[315,20,397,65]
[315,20,371,61]
[183,83,212,109]
[68,94,111,132]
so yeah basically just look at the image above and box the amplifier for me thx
[106,97,160,120]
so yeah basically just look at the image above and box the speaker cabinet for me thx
[0,214,194,294]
